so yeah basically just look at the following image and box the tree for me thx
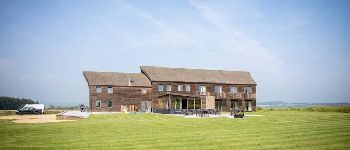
[0,96,39,110]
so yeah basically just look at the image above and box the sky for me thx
[0,0,349,105]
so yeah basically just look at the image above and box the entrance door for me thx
[146,101,152,112]
[141,101,146,112]
[141,101,152,112]
[182,99,187,109]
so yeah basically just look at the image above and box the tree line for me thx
[0,96,39,110]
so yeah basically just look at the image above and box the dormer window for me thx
[96,86,101,93]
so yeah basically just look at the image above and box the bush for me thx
[0,110,16,116]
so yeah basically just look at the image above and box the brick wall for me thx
[89,85,152,112]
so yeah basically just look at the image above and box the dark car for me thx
[231,109,245,118]
[16,107,42,115]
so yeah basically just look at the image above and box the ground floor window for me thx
[175,98,181,110]
[107,100,112,107]
[195,99,201,109]
[159,98,169,109]
[188,99,194,109]
[96,100,101,107]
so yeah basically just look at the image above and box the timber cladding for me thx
[84,66,257,112]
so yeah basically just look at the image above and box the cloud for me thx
[188,0,284,71]
[120,3,196,49]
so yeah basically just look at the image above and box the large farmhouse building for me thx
[83,66,257,112]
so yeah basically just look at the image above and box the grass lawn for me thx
[0,111,349,150]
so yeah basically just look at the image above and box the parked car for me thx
[231,109,245,118]
[16,104,45,115]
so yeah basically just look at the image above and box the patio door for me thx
[215,100,222,110]
[245,101,252,111]
[141,101,152,112]
[231,100,238,110]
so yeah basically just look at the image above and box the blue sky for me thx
[0,0,349,105]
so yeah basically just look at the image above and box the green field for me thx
[0,111,349,149]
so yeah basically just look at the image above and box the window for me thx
[215,86,222,93]
[166,84,171,92]
[158,84,163,92]
[108,86,113,94]
[175,98,181,110]
[95,86,101,93]
[246,101,252,111]
[107,100,112,107]
[178,85,183,92]
[230,86,238,93]
[199,85,206,93]
[244,86,252,93]
[231,100,238,110]
[141,88,147,94]
[95,100,101,107]
[185,84,191,92]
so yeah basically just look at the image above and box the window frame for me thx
[95,86,101,93]
[158,84,163,92]
[166,84,171,92]
[185,84,191,92]
[230,86,238,93]
[178,84,183,92]
[244,86,252,93]
[141,88,147,94]
[95,99,101,108]
[199,85,206,93]
[214,85,222,93]
[107,100,112,108]
[107,86,113,94]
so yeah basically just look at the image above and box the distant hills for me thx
[257,101,350,107]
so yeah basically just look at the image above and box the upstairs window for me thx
[199,85,206,93]
[185,84,191,92]
[178,85,183,92]
[108,86,113,94]
[96,100,101,107]
[230,86,238,93]
[215,86,222,93]
[141,88,147,94]
[166,84,171,92]
[244,86,252,93]
[158,84,163,92]
[96,86,101,93]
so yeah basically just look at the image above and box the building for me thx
[83,66,257,112]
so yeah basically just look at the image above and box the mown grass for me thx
[257,105,350,113]
[0,111,349,150]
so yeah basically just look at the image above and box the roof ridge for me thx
[140,66,250,73]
